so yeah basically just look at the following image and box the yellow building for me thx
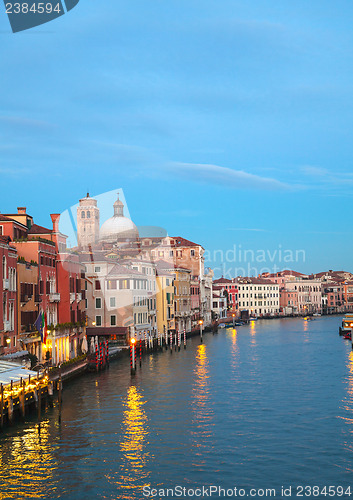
[156,263,175,336]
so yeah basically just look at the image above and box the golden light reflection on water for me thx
[115,385,151,498]
[0,421,58,499]
[191,344,214,461]
[250,320,257,346]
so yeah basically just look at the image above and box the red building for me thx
[213,277,238,313]
[0,236,18,354]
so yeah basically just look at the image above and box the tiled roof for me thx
[170,236,202,248]
[28,223,52,235]
[0,214,13,222]
[108,263,143,277]
[213,277,232,284]
[155,259,191,272]
[235,277,279,285]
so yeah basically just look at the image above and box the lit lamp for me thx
[199,319,203,343]
[130,338,136,374]
[232,313,235,328]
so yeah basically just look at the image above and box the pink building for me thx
[0,236,18,354]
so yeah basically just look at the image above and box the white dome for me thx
[100,215,139,242]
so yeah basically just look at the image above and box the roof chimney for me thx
[17,207,26,214]
[50,213,60,233]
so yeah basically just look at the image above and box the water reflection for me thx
[117,385,151,498]
[250,320,256,346]
[190,344,214,467]
[0,421,58,499]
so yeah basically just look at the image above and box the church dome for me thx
[100,195,139,242]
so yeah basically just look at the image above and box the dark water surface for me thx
[1,317,353,499]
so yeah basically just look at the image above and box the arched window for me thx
[87,211,91,218]
[81,211,85,218]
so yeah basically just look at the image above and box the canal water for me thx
[1,316,353,500]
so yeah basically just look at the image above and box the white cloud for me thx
[169,162,294,190]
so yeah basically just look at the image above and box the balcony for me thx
[3,320,11,332]
[3,278,9,290]
[49,292,60,302]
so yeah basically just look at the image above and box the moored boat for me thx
[339,314,353,336]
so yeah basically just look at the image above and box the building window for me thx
[170,250,173,257]
[191,250,195,257]
[87,211,91,218]
[110,315,116,326]
[95,280,101,290]
[0,226,3,236]
[94,266,101,273]
[81,211,85,218]
[110,297,116,308]
[95,315,102,326]
[95,298,102,309]
[107,280,117,290]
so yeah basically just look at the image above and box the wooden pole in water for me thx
[58,365,62,423]
[139,339,142,367]
[20,380,25,419]
[8,380,13,425]
[0,384,3,430]
[37,383,41,422]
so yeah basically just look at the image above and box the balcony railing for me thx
[3,278,9,290]
[49,292,60,302]
[3,320,11,332]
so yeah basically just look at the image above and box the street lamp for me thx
[130,338,136,374]
[199,319,203,343]
[232,313,235,328]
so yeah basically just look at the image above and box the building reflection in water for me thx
[116,385,152,499]
[0,420,58,499]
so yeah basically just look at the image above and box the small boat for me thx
[219,323,226,329]
[344,334,352,340]
[339,314,353,336]
[235,321,244,326]
[313,313,321,317]
[249,317,258,321]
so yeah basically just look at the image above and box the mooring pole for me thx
[20,379,25,419]
[130,339,136,375]
[58,365,62,423]
[0,384,3,430]
[199,320,203,343]
[184,328,186,349]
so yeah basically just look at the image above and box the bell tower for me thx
[77,193,100,248]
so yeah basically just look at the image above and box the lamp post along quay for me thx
[130,338,136,375]
[199,320,203,343]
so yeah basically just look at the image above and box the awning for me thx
[1,350,29,360]
[0,360,38,386]
[86,326,128,337]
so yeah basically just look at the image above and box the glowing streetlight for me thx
[130,338,136,374]
[199,319,203,343]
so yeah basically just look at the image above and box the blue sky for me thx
[1,0,353,276]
